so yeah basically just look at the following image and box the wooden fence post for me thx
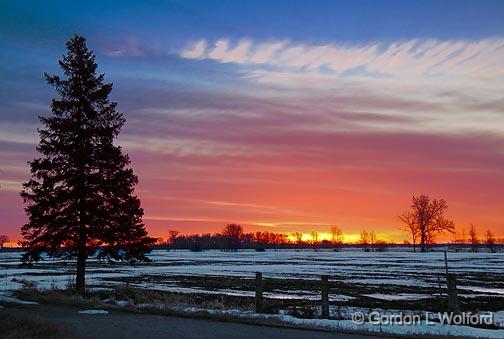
[447,273,460,313]
[255,272,263,313]
[444,251,449,279]
[321,275,329,319]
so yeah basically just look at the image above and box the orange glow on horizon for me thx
[285,232,362,243]
[2,242,18,248]
[145,221,504,246]
[6,227,504,246]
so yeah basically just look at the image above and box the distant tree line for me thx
[159,194,504,254]
[158,224,296,252]
[358,230,391,252]
[155,224,395,252]
[156,213,503,253]
[450,223,502,253]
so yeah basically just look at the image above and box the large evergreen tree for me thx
[20,35,155,293]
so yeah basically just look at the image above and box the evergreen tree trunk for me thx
[76,247,86,294]
[76,201,87,294]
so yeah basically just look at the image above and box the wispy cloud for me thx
[180,40,207,59]
[104,37,145,58]
[181,38,504,78]
[178,37,504,138]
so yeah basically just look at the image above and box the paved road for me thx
[1,304,388,339]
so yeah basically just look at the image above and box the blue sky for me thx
[1,1,504,242]
[3,1,504,48]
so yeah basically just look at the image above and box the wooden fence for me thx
[253,271,460,319]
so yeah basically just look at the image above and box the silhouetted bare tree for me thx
[291,232,303,245]
[485,230,496,253]
[222,224,243,251]
[310,231,319,249]
[0,235,9,250]
[168,229,179,249]
[359,230,370,252]
[369,231,377,252]
[400,214,420,252]
[469,224,479,252]
[330,225,344,251]
[399,195,455,253]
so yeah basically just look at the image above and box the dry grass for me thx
[0,313,61,339]
[14,287,102,309]
[111,284,254,311]
[13,284,254,312]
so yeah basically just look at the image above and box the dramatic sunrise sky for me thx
[1,0,504,243]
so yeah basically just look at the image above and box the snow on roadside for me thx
[115,300,129,307]
[0,294,39,305]
[78,310,109,315]
[494,311,504,328]
[115,301,504,338]
[182,307,504,338]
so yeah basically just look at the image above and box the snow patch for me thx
[78,309,109,315]
[460,286,504,295]
[494,311,504,328]
[137,303,165,310]
[0,295,39,305]
[363,293,430,301]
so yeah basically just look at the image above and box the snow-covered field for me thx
[1,249,503,300]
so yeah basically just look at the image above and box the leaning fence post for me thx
[447,273,460,313]
[255,272,263,313]
[437,275,443,304]
[321,275,329,319]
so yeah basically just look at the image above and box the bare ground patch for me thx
[0,312,61,339]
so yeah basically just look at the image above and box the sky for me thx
[1,0,504,244]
